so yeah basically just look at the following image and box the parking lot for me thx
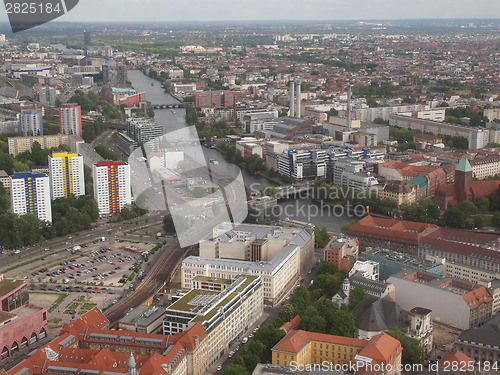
[5,240,156,293]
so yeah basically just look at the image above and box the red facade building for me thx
[0,274,47,360]
[195,91,252,108]
[119,92,147,107]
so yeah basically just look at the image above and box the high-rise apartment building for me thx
[37,86,57,106]
[48,152,85,199]
[59,104,82,137]
[10,172,52,222]
[92,161,131,216]
[19,110,43,136]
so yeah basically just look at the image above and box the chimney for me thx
[296,81,301,118]
[347,85,352,130]
[289,81,295,117]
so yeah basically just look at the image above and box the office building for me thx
[19,109,43,136]
[93,161,132,216]
[59,104,82,137]
[184,224,314,306]
[164,275,263,368]
[278,148,328,180]
[10,172,52,222]
[470,154,500,180]
[389,115,489,150]
[126,117,163,147]
[387,270,493,329]
[0,274,48,361]
[48,152,85,199]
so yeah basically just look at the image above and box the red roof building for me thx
[348,215,438,255]
[8,309,208,375]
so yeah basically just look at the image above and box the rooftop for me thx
[0,278,25,296]
[456,313,500,348]
[456,157,472,173]
[193,276,232,284]
[272,329,367,354]
[167,275,259,321]
[348,215,437,245]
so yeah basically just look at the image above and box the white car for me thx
[242,337,248,344]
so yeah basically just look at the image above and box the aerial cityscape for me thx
[0,3,499,375]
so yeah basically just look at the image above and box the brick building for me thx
[0,274,47,360]
[8,308,209,375]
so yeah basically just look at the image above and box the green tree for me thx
[221,364,250,375]
[444,206,468,229]
[493,211,500,229]
[489,192,498,210]
[191,186,208,198]
[278,304,296,322]
[314,226,330,248]
[163,214,176,233]
[455,200,478,216]
[341,219,358,234]
[329,310,355,337]
[386,326,425,365]
[477,197,490,212]
[328,108,339,118]
[348,286,367,310]
[473,215,486,229]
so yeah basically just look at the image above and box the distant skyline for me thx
[1,0,500,25]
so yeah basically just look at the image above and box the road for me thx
[0,212,165,271]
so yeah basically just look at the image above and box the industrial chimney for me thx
[296,81,301,118]
[290,81,295,117]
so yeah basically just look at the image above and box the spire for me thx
[456,157,472,173]
[127,352,136,375]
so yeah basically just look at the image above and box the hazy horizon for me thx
[1,0,500,25]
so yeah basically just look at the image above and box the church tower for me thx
[455,157,472,202]
[342,277,350,299]
[127,352,136,375]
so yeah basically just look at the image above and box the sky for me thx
[1,0,500,23]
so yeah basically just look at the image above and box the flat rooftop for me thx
[0,279,25,296]
[15,305,42,319]
[193,276,232,285]
[167,275,259,319]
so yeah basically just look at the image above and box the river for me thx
[127,70,353,232]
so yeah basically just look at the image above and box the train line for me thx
[104,240,186,326]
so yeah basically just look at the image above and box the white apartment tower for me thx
[48,152,85,199]
[10,172,52,222]
[59,104,82,137]
[92,161,131,216]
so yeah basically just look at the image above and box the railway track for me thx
[104,240,185,326]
